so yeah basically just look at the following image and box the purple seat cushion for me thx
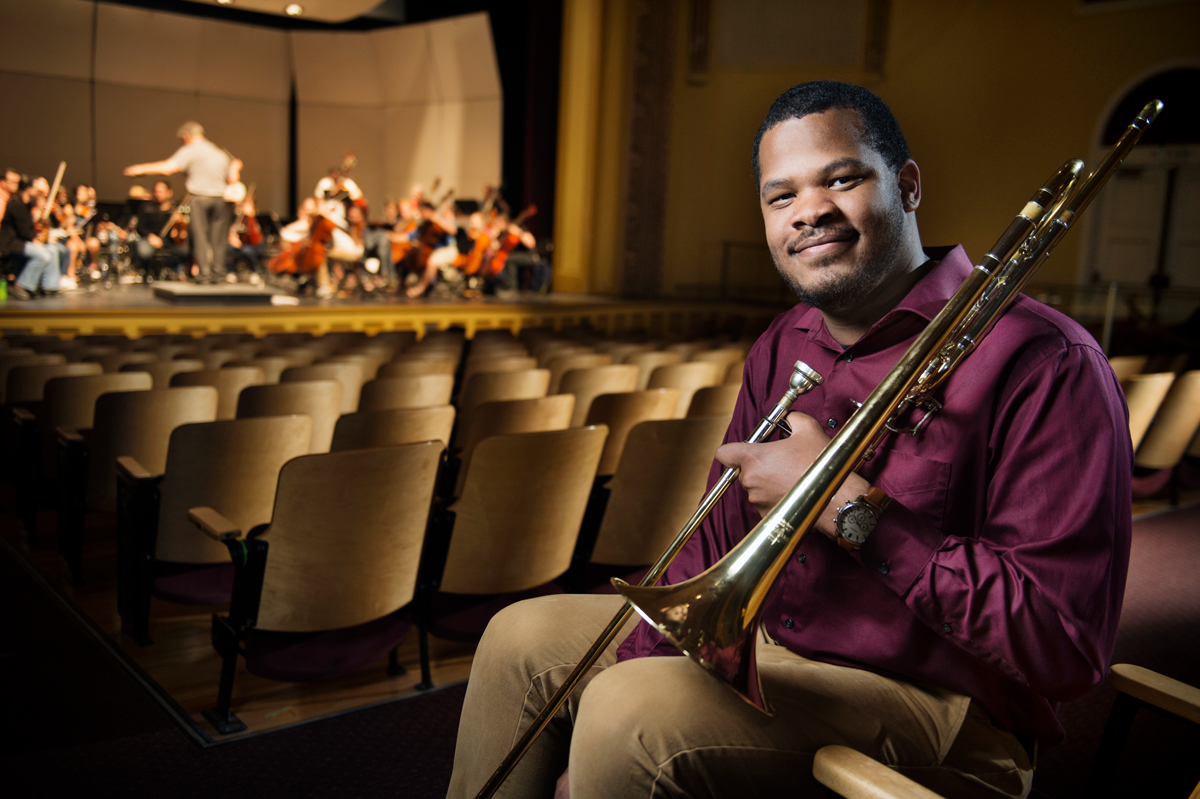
[429,583,563,642]
[245,606,413,682]
[1132,467,1173,500]
[152,561,235,605]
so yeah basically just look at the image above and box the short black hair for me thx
[751,81,911,187]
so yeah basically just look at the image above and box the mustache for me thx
[786,225,858,256]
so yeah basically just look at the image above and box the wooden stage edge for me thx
[0,288,784,341]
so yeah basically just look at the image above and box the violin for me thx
[486,204,537,277]
[160,194,190,246]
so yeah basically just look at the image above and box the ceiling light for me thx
[216,0,232,5]
[284,3,303,14]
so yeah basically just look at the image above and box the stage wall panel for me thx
[0,72,92,185]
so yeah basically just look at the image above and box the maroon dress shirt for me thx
[616,245,1133,743]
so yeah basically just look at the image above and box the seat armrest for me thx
[189,507,244,542]
[57,426,85,445]
[813,745,945,799]
[1108,663,1200,726]
[12,406,35,423]
[117,455,154,482]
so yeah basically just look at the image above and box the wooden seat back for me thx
[0,353,66,404]
[88,351,158,373]
[370,330,417,353]
[441,426,608,594]
[39,372,153,477]
[331,406,456,452]
[7,362,101,405]
[686,384,741,418]
[226,357,290,384]
[255,442,444,632]
[378,356,457,378]
[590,414,731,566]
[690,347,747,368]
[358,374,455,412]
[457,368,551,433]
[1123,372,1177,451]
[200,349,238,370]
[156,415,313,564]
[598,343,655,363]
[171,367,267,420]
[1136,370,1200,470]
[585,388,681,475]
[153,344,200,362]
[462,355,538,387]
[321,352,385,381]
[558,364,640,427]
[547,353,614,394]
[724,358,746,385]
[648,362,725,418]
[626,351,682,390]
[535,344,593,369]
[455,394,575,495]
[237,380,343,453]
[1109,355,1148,382]
[272,347,319,367]
[281,363,364,414]
[121,358,205,389]
[87,387,219,509]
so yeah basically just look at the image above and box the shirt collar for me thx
[793,244,973,351]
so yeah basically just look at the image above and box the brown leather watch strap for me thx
[864,486,890,511]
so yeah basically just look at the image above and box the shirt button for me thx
[845,352,853,363]
[797,553,806,564]
[784,618,795,629]
[942,623,953,634]
[878,561,890,575]
[827,418,837,429]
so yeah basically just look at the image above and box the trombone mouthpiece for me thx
[790,361,823,393]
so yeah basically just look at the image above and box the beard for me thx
[773,201,907,313]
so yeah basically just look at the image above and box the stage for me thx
[0,284,781,342]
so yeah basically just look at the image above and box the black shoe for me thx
[9,283,32,300]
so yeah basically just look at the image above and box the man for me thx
[132,180,189,280]
[2,170,65,299]
[446,82,1132,799]
[125,121,233,283]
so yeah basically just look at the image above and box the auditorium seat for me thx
[230,341,265,361]
[225,356,290,384]
[535,343,593,369]
[455,369,552,445]
[452,394,576,497]
[1131,370,1200,501]
[153,343,201,362]
[584,389,681,477]
[813,745,946,799]
[1122,372,1177,450]
[369,329,417,353]
[0,353,66,404]
[330,406,456,452]
[57,386,219,583]
[664,340,716,360]
[321,352,386,381]
[237,380,343,453]
[281,363,363,414]
[568,415,729,592]
[595,342,655,363]
[1108,355,1148,382]
[271,346,319,367]
[86,351,158,373]
[121,358,205,388]
[377,356,457,378]
[686,383,740,418]
[689,346,747,369]
[190,441,444,734]
[724,358,746,385]
[648,361,725,418]
[116,414,313,645]
[66,344,120,362]
[625,350,683,390]
[461,355,538,387]
[558,364,640,427]
[171,367,267,420]
[547,353,614,394]
[418,426,607,651]
[6,361,102,406]
[358,374,454,412]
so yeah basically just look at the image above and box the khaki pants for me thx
[447,595,1033,799]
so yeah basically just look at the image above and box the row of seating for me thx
[1,326,743,733]
[1114,357,1200,501]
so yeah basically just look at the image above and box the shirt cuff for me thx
[852,499,944,596]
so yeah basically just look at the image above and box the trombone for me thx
[614,99,1163,711]
[474,99,1161,795]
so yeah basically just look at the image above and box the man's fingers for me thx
[715,441,752,469]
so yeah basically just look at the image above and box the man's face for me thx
[757,110,911,312]
[153,182,173,203]
[2,171,18,194]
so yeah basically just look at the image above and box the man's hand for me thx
[147,234,163,249]
[715,412,870,541]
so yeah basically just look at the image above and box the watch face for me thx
[839,505,877,544]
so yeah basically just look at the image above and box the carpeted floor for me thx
[3,504,1198,798]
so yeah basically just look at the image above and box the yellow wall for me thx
[656,0,1200,295]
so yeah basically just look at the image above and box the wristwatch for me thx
[835,486,890,551]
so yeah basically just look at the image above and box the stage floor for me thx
[1,283,775,341]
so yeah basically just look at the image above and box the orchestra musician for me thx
[402,187,458,299]
[131,180,189,280]
[446,81,1132,799]
[124,121,234,283]
[227,193,264,278]
[2,170,65,299]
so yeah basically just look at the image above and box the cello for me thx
[485,205,537,278]
[269,153,356,275]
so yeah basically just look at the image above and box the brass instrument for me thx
[473,360,824,799]
[614,100,1163,712]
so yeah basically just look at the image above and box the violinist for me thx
[3,170,65,300]
[346,203,395,292]
[403,190,458,299]
[132,180,189,280]
[227,193,264,278]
